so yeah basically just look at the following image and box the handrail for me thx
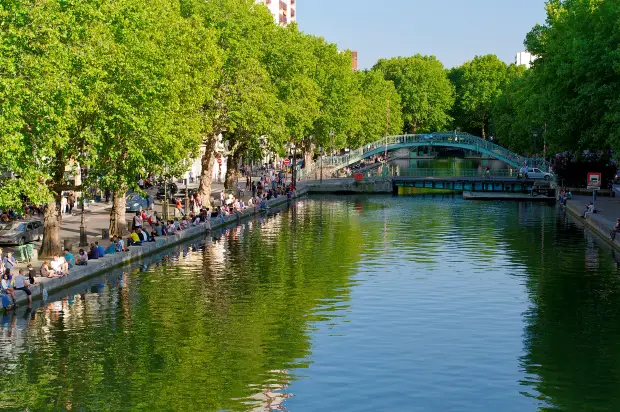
[322,132,551,172]
[363,168,515,178]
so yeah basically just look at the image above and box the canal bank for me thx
[564,194,620,249]
[3,186,309,308]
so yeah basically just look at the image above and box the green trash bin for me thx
[25,244,34,262]
[16,245,27,262]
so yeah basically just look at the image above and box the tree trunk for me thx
[109,190,126,236]
[224,150,240,190]
[481,124,487,140]
[40,194,62,257]
[198,134,217,209]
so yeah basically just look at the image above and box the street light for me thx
[290,142,296,189]
[79,194,88,247]
[319,145,323,183]
[79,167,88,247]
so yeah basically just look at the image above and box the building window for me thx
[291,8,295,18]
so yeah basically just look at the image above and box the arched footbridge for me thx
[323,132,550,172]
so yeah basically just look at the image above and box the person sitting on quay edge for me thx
[13,269,32,306]
[88,243,100,260]
[1,271,16,306]
[58,254,69,274]
[64,249,75,269]
[76,249,89,266]
[139,227,152,243]
[582,202,595,218]
[41,260,63,277]
[26,264,37,286]
[127,228,142,246]
[95,241,106,258]
[611,218,620,241]
[115,236,126,252]
[50,255,65,276]
[153,222,164,237]
[105,238,116,255]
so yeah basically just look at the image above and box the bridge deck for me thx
[393,176,555,198]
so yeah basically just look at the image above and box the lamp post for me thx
[163,179,168,221]
[79,194,88,247]
[184,177,189,215]
[319,145,323,183]
[291,142,296,189]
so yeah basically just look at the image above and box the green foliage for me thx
[348,70,403,148]
[490,0,620,155]
[524,0,620,153]
[450,54,509,138]
[373,55,454,134]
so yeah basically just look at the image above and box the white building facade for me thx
[515,51,537,69]
[256,0,296,25]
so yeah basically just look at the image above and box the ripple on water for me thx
[0,196,619,411]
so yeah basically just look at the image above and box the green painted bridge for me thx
[323,132,550,172]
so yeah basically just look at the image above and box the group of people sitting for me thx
[558,188,572,207]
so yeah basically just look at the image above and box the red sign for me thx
[354,173,363,181]
[283,159,291,166]
[587,172,602,189]
[217,157,222,165]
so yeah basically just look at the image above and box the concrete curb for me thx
[3,187,308,308]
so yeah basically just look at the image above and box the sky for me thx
[297,0,548,69]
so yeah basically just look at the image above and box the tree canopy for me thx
[373,55,454,134]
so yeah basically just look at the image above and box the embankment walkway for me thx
[565,194,620,248]
[3,186,309,308]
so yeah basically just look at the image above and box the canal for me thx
[1,196,620,411]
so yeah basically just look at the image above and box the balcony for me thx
[279,1,287,11]
[291,7,295,18]
[279,13,288,24]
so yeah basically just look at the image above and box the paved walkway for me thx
[565,193,620,248]
[3,180,252,273]
[2,181,307,308]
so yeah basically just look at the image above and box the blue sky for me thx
[297,0,547,69]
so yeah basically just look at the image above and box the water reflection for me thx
[1,197,620,410]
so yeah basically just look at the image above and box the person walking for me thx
[68,192,75,214]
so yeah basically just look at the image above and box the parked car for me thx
[522,167,553,180]
[156,183,178,200]
[0,220,43,245]
[125,193,150,212]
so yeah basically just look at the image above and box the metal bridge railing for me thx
[322,132,550,172]
[364,168,515,178]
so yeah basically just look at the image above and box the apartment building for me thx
[515,51,537,69]
[256,0,296,26]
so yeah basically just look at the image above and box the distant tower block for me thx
[351,51,358,71]
[256,0,296,26]
[515,51,537,69]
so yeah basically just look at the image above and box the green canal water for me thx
[2,196,620,411]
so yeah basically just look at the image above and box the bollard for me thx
[101,228,110,240]
[63,239,72,251]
